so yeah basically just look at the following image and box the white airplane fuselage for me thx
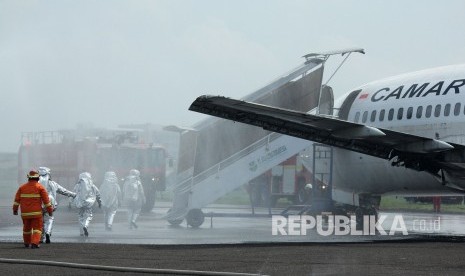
[332,64,465,202]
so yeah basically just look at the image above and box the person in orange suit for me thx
[13,170,53,249]
[432,196,441,213]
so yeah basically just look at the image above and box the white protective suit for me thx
[123,169,145,229]
[99,171,121,230]
[73,172,101,236]
[38,167,76,243]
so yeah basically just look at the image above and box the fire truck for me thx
[248,154,312,207]
[17,129,167,212]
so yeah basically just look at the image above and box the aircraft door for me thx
[319,85,334,115]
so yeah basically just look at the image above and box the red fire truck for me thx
[248,155,311,207]
[18,129,167,212]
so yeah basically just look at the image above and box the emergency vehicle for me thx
[18,129,167,212]
[248,155,311,207]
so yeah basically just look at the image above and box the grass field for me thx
[380,195,465,213]
[211,191,465,213]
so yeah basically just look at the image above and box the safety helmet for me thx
[27,170,40,179]
[38,167,51,176]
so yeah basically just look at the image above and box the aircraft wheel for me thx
[355,207,364,230]
[168,218,184,226]
[355,206,378,230]
[186,208,205,228]
[367,206,378,221]
[142,181,156,213]
[166,208,184,226]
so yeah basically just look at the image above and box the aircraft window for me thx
[388,108,394,121]
[444,103,451,116]
[362,111,368,123]
[434,104,441,117]
[426,105,432,118]
[397,108,404,120]
[455,103,461,116]
[416,106,423,118]
[370,110,376,122]
[354,112,360,122]
[379,109,385,121]
[407,107,413,119]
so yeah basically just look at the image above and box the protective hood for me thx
[123,173,142,202]
[129,169,140,177]
[38,167,51,177]
[73,172,96,208]
[100,171,120,208]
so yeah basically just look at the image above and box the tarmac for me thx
[1,203,465,275]
[1,240,465,275]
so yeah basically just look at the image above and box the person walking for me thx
[38,167,76,243]
[433,196,441,213]
[13,170,53,249]
[123,169,145,229]
[100,171,121,231]
[73,172,101,237]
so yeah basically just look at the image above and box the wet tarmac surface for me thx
[1,203,464,244]
[2,204,465,275]
[1,239,465,275]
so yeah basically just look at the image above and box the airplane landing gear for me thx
[355,195,380,229]
[186,208,205,228]
[355,206,378,229]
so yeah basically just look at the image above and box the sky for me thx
[1,0,465,153]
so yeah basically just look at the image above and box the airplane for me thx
[189,60,465,218]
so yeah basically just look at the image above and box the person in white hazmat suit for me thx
[99,171,121,231]
[123,169,145,229]
[73,172,101,237]
[38,167,76,244]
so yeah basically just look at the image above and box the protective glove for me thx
[13,210,18,216]
[48,211,53,216]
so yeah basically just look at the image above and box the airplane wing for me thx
[189,95,465,176]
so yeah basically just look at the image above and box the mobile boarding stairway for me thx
[166,49,364,227]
